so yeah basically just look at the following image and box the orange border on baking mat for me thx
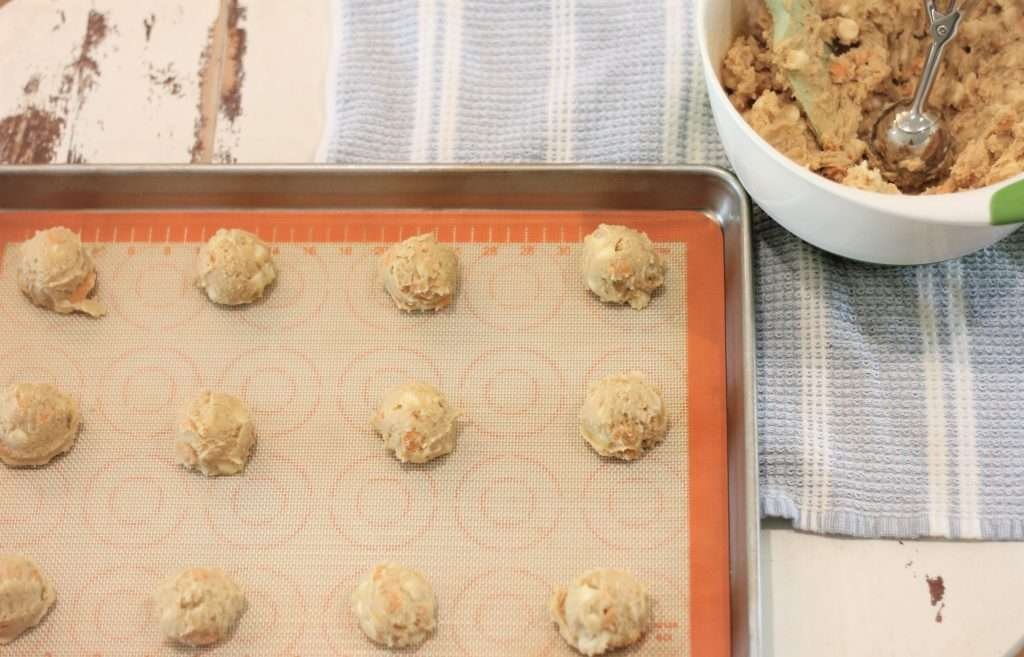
[0,210,730,656]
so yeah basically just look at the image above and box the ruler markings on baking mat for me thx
[0,209,727,657]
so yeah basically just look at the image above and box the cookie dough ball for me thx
[196,228,276,306]
[371,382,458,464]
[378,234,458,312]
[580,224,665,310]
[17,226,105,317]
[0,383,80,467]
[550,569,652,656]
[176,391,256,477]
[351,563,437,649]
[580,372,667,461]
[0,556,56,644]
[154,567,245,647]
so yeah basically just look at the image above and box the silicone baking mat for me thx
[0,210,727,657]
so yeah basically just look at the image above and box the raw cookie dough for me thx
[549,569,652,657]
[176,391,256,477]
[351,563,437,649]
[722,0,1024,193]
[371,382,459,464]
[0,383,80,467]
[580,372,668,461]
[196,228,277,305]
[378,234,459,312]
[17,226,105,317]
[0,556,57,644]
[842,161,900,194]
[154,567,246,647]
[580,225,666,310]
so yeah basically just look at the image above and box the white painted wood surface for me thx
[0,0,220,163]
[763,520,1024,657]
[211,1,331,162]
[0,0,326,164]
[1,2,1022,656]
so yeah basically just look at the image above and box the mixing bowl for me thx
[697,0,1024,265]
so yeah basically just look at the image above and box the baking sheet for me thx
[0,209,728,656]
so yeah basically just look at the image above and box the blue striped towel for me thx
[319,0,1024,540]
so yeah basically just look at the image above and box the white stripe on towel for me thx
[411,0,438,161]
[682,1,704,163]
[811,251,831,527]
[662,0,683,163]
[918,267,950,536]
[546,0,575,161]
[799,243,832,529]
[437,0,462,160]
[545,0,562,161]
[946,261,981,538]
[564,0,575,161]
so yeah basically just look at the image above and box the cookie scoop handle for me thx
[902,0,968,129]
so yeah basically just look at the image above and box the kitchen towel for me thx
[319,0,1024,540]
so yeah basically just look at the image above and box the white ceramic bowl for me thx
[697,0,1024,265]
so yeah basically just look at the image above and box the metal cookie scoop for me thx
[871,0,978,192]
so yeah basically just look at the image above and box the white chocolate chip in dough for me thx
[17,226,106,317]
[579,372,668,461]
[378,234,459,312]
[196,228,277,306]
[0,556,57,644]
[782,48,811,71]
[371,382,459,464]
[836,18,860,45]
[0,383,80,467]
[580,224,665,310]
[154,567,246,647]
[176,391,256,477]
[351,563,437,649]
[550,569,652,657]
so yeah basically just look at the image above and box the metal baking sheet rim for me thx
[0,163,760,657]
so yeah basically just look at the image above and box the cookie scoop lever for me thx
[871,0,978,192]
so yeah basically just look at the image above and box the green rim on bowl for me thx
[991,179,1024,226]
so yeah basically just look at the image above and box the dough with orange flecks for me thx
[154,567,246,647]
[371,382,458,464]
[176,391,256,477]
[580,225,665,310]
[196,229,276,306]
[579,372,668,461]
[0,383,80,467]
[0,555,57,644]
[378,234,459,312]
[550,569,652,656]
[17,227,105,317]
[351,563,437,649]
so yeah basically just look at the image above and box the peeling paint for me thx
[189,34,218,163]
[220,0,246,122]
[148,65,183,97]
[925,575,946,623]
[189,0,246,163]
[926,575,945,606]
[0,108,64,164]
[61,10,110,103]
